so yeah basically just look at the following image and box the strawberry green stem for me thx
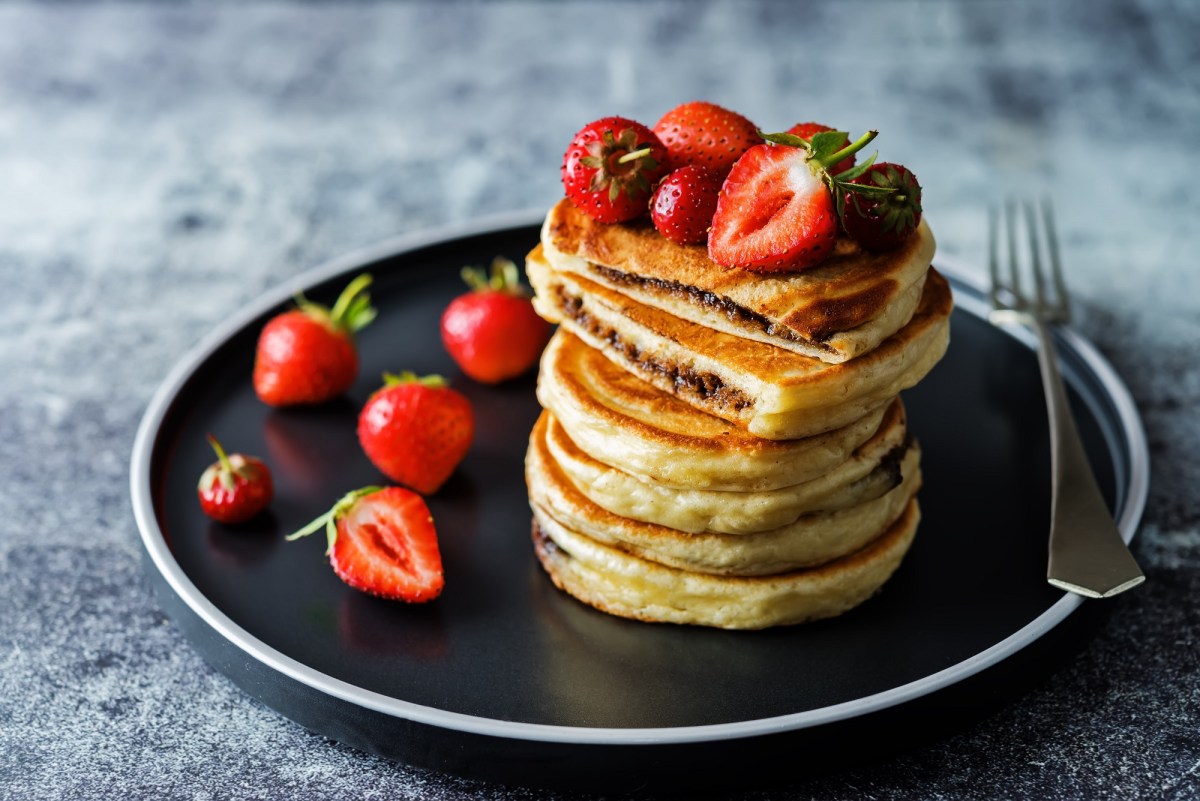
[287,485,385,554]
[461,257,524,294]
[616,147,652,164]
[329,273,376,333]
[815,130,878,171]
[382,371,447,389]
[206,434,234,473]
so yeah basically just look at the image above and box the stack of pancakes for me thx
[524,198,952,629]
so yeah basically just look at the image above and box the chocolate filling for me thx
[531,518,562,558]
[877,442,909,491]
[556,288,752,412]
[589,264,837,351]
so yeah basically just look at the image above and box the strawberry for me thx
[253,274,376,407]
[785,122,855,175]
[561,116,669,223]
[441,257,551,384]
[708,129,885,273]
[653,101,758,174]
[841,163,923,251]
[197,435,273,524]
[357,372,474,495]
[288,486,444,602]
[650,165,723,246]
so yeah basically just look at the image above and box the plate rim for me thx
[129,211,1150,746]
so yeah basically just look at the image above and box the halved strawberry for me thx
[288,486,444,602]
[708,129,881,273]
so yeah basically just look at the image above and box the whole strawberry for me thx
[841,163,923,251]
[786,122,855,175]
[254,274,376,407]
[288,486,444,602]
[441,257,551,383]
[561,116,669,223]
[357,372,474,495]
[653,101,758,174]
[708,129,885,273]
[650,165,723,246]
[197,435,274,524]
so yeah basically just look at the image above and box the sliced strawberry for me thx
[708,144,838,272]
[288,486,444,602]
[708,130,878,273]
[650,165,723,246]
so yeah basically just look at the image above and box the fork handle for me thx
[1030,320,1145,598]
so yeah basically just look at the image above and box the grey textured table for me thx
[3,1,1198,798]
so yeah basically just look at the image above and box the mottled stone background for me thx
[2,1,1198,798]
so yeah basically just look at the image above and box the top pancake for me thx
[541,198,936,363]
[527,247,953,440]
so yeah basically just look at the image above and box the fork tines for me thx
[988,198,1070,324]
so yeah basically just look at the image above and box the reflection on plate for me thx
[130,213,1148,792]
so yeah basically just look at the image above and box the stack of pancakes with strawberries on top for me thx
[523,105,951,629]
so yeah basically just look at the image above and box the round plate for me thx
[130,213,1148,793]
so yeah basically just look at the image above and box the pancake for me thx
[527,412,922,576]
[530,498,921,630]
[541,198,936,363]
[527,247,953,440]
[537,328,896,491]
[543,406,909,534]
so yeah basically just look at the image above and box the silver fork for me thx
[988,199,1145,598]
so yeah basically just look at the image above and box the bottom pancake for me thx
[531,499,921,630]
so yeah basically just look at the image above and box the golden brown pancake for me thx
[543,409,909,534]
[527,411,922,576]
[530,498,921,630]
[527,247,953,440]
[536,328,898,491]
[541,198,936,363]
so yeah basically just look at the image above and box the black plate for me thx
[131,214,1148,793]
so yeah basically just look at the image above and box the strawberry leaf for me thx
[806,130,850,162]
[382,371,447,389]
[286,486,385,554]
[831,151,878,182]
[841,181,896,200]
[759,131,809,148]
